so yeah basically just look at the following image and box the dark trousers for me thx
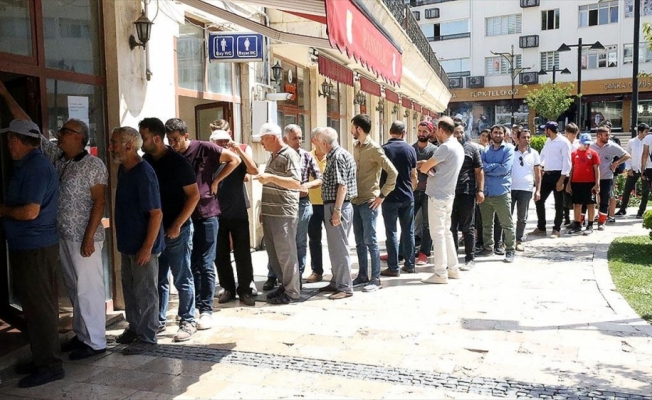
[308,205,325,275]
[451,193,476,262]
[191,216,218,314]
[511,190,533,242]
[216,218,254,296]
[599,179,613,215]
[10,244,62,370]
[640,170,652,216]
[618,172,641,213]
[405,190,431,256]
[536,171,564,232]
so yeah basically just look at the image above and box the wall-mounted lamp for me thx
[270,61,283,83]
[391,104,399,115]
[376,101,384,113]
[309,48,319,63]
[354,91,366,105]
[129,11,154,50]
[412,112,418,121]
[404,110,410,119]
[319,79,335,98]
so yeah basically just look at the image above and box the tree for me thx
[524,82,575,123]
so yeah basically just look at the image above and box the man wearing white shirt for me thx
[531,121,571,239]
[563,123,580,226]
[511,129,541,251]
[640,126,652,218]
[616,123,649,218]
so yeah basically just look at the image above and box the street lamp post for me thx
[557,39,605,131]
[537,65,571,84]
[491,45,531,126]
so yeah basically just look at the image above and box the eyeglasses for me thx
[57,127,82,136]
[519,156,524,167]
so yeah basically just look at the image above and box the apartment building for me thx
[408,0,652,133]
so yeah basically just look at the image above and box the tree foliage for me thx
[524,82,575,122]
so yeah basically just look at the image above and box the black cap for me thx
[638,123,650,132]
[545,121,558,132]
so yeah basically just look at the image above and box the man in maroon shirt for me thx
[165,118,240,330]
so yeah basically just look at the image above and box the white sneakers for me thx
[196,313,213,330]
[421,268,460,284]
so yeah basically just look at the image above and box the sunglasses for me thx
[519,156,524,167]
[57,127,82,136]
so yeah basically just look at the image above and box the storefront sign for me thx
[604,80,652,91]
[318,55,354,86]
[208,32,264,62]
[325,0,402,86]
[360,76,381,97]
[470,89,519,98]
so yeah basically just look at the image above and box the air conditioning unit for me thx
[519,35,539,49]
[449,77,463,89]
[520,0,540,7]
[466,76,484,88]
[519,72,539,85]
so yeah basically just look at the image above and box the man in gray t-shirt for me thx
[419,117,464,284]
[589,127,629,229]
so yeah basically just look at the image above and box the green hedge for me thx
[530,135,546,153]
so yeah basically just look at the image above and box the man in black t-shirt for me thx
[451,124,485,270]
[139,118,200,342]
[211,130,260,306]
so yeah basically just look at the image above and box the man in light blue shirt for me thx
[477,125,516,263]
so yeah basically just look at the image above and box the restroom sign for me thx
[208,32,265,62]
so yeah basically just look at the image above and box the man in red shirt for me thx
[566,133,600,235]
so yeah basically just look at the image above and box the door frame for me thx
[195,101,233,141]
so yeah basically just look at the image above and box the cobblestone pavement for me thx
[1,203,652,399]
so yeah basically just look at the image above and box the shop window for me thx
[485,14,522,37]
[327,83,345,137]
[485,55,521,76]
[0,0,32,57]
[579,1,618,27]
[540,51,559,71]
[624,44,652,64]
[625,0,652,17]
[637,101,652,128]
[582,45,618,69]
[43,0,102,76]
[207,61,233,96]
[274,58,311,144]
[495,104,529,126]
[541,9,559,30]
[590,101,622,129]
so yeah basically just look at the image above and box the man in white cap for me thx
[0,81,63,387]
[253,122,302,304]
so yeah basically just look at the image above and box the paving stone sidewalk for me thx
[1,204,652,399]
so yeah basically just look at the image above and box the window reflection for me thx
[0,0,32,56]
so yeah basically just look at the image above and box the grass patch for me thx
[608,236,652,322]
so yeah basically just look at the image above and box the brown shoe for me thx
[529,228,547,236]
[305,272,323,283]
[318,283,337,292]
[550,230,561,239]
[218,290,236,304]
[329,291,353,300]
[380,268,400,277]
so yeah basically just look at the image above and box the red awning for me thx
[324,0,402,87]
[385,89,399,104]
[318,55,354,86]
[402,97,412,109]
[360,77,381,97]
[414,103,422,113]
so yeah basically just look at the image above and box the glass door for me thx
[195,102,233,141]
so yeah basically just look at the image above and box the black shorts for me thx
[571,182,596,206]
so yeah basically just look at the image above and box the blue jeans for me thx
[382,201,415,272]
[158,222,195,327]
[190,216,218,314]
[296,198,313,275]
[353,203,380,281]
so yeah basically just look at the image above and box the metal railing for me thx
[427,32,471,41]
[381,0,449,88]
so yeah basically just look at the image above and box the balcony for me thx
[410,0,455,6]
[382,0,449,88]
[519,35,539,48]
[428,32,471,41]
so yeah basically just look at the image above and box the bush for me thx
[644,210,652,240]
[613,173,643,209]
[530,135,546,153]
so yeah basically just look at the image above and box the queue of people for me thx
[1,71,647,389]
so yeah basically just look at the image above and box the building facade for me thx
[408,0,652,134]
[0,0,450,318]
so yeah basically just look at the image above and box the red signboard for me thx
[360,77,381,97]
[325,0,402,87]
[385,88,399,104]
[318,55,354,86]
[402,97,412,109]
[414,103,422,113]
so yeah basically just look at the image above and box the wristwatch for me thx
[334,207,342,213]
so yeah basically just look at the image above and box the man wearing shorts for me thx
[566,133,600,235]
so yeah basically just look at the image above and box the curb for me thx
[591,233,652,336]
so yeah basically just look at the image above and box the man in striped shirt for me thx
[253,123,302,305]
